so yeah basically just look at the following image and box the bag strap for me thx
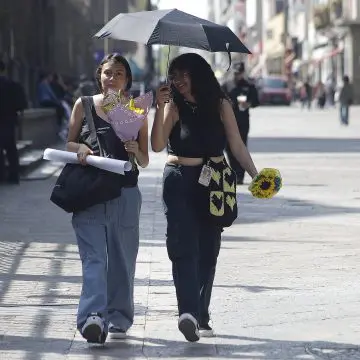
[81,96,104,157]
[204,156,210,166]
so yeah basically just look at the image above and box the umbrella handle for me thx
[226,43,232,72]
[165,45,171,103]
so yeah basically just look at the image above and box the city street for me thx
[1,105,360,359]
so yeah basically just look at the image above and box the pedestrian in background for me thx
[0,60,27,184]
[301,78,313,110]
[38,73,65,131]
[51,73,73,140]
[315,81,326,109]
[222,62,259,185]
[339,75,353,126]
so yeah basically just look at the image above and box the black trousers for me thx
[162,163,222,325]
[226,121,249,183]
[0,125,19,182]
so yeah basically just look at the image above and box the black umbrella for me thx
[94,8,251,69]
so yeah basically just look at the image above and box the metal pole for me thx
[304,0,310,79]
[283,0,289,62]
[284,0,289,46]
[283,0,290,79]
[104,0,109,54]
[145,0,154,85]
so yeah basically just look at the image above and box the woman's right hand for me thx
[156,85,171,108]
[77,144,93,165]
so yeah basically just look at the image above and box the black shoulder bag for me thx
[50,97,124,213]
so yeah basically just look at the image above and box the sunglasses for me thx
[168,71,190,82]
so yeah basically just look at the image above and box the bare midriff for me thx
[167,154,224,166]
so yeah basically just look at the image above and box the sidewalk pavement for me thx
[0,105,360,359]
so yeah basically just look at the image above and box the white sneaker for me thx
[199,324,215,337]
[178,313,200,342]
[81,313,105,345]
[109,326,127,339]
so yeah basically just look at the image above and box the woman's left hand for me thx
[124,140,139,156]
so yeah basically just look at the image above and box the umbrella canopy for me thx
[94,8,250,55]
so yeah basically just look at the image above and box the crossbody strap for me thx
[81,96,104,157]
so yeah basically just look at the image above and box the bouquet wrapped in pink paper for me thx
[102,90,153,169]
[102,90,153,142]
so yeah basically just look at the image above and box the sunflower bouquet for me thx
[101,89,153,168]
[248,168,282,199]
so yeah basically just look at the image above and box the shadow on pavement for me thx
[248,137,360,153]
[1,333,360,359]
[234,193,360,226]
[214,284,291,292]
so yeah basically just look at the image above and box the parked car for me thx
[256,76,292,105]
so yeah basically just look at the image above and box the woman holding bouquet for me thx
[66,53,149,345]
[151,53,259,342]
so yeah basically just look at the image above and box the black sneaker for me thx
[87,331,107,347]
[81,313,106,346]
[199,322,215,337]
[178,313,200,342]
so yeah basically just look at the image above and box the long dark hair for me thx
[168,53,227,122]
[95,53,132,92]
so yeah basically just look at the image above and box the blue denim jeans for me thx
[72,186,142,332]
[162,163,222,325]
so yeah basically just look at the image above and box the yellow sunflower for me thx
[248,168,282,199]
[128,98,145,114]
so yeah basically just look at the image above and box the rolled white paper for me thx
[43,148,132,175]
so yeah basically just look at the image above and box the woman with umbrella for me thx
[151,53,259,342]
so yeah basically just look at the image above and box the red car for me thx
[256,76,292,105]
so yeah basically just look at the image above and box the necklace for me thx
[184,100,197,113]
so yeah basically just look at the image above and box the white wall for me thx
[246,0,257,28]
[343,0,360,20]
[263,0,272,23]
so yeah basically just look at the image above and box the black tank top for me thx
[167,100,226,158]
[79,98,139,187]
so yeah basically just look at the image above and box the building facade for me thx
[311,0,360,102]
[246,0,360,103]
[246,0,264,77]
[208,0,248,79]
[0,0,149,105]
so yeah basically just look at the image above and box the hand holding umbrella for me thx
[156,85,171,107]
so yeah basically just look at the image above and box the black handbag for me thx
[50,97,124,213]
[198,159,238,228]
